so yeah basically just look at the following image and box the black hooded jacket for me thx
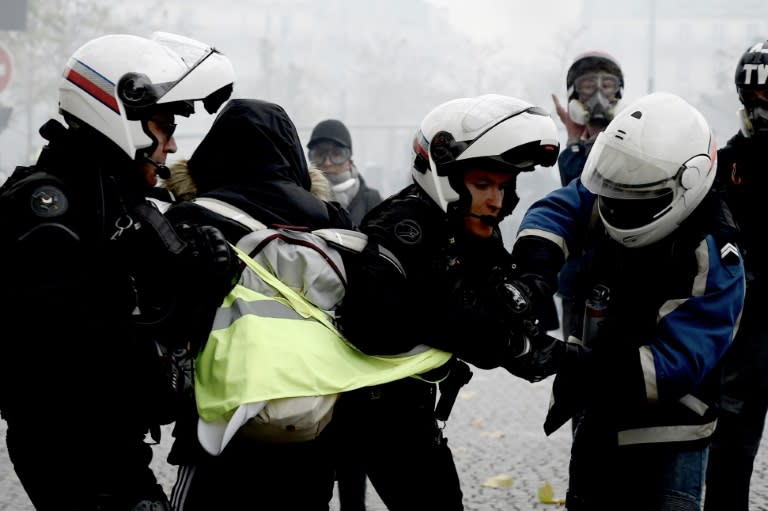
[165,99,351,242]
[164,99,353,466]
[164,99,352,353]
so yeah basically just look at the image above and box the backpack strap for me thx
[192,197,267,232]
[231,244,343,336]
[313,228,368,253]
[314,228,406,277]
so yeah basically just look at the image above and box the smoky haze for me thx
[0,0,766,245]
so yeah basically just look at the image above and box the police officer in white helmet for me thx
[334,94,566,509]
[0,32,236,510]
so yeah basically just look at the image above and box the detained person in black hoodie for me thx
[161,98,352,511]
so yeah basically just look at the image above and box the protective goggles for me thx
[574,72,621,99]
[308,145,352,165]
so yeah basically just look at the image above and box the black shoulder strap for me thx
[130,202,187,255]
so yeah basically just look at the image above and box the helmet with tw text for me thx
[411,94,559,220]
[581,92,717,248]
[58,32,235,162]
[734,39,768,138]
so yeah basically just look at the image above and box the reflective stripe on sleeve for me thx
[640,345,658,402]
[617,420,716,445]
[516,228,570,259]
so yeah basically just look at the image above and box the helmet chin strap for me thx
[143,154,171,179]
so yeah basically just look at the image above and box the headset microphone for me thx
[143,155,171,180]
[467,212,499,226]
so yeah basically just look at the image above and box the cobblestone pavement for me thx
[3,370,768,510]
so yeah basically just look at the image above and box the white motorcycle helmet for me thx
[580,92,717,248]
[58,32,235,162]
[412,94,559,219]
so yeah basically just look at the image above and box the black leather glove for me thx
[503,333,570,383]
[491,267,559,337]
[513,273,560,333]
[543,342,593,435]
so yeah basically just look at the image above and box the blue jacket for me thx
[515,179,745,445]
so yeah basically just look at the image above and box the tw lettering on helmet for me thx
[741,63,768,85]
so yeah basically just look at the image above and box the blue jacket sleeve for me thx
[647,236,745,401]
[558,144,588,187]
[516,178,596,262]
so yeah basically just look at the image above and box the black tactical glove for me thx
[503,333,571,383]
[543,342,593,435]
[491,266,559,336]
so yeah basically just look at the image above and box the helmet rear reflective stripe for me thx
[64,59,120,114]
[413,131,429,161]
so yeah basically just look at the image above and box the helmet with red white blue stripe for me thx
[58,32,234,161]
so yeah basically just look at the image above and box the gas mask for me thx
[568,91,621,127]
[567,71,622,126]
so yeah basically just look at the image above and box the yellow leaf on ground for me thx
[479,431,506,438]
[481,474,514,489]
[459,390,476,399]
[470,418,486,429]
[538,481,566,505]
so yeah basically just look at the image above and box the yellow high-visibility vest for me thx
[195,244,452,424]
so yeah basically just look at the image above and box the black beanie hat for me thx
[308,119,352,150]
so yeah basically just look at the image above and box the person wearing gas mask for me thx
[0,32,237,510]
[307,119,383,227]
[705,39,768,511]
[513,92,745,510]
[551,50,624,343]
[333,94,568,510]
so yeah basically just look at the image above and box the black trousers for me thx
[336,454,368,511]
[5,419,165,510]
[329,378,464,511]
[704,291,768,511]
[172,432,336,511]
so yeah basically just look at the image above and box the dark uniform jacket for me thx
[715,132,768,401]
[339,183,528,369]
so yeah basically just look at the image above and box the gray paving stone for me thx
[2,369,767,509]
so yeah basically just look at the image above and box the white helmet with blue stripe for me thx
[58,32,235,162]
